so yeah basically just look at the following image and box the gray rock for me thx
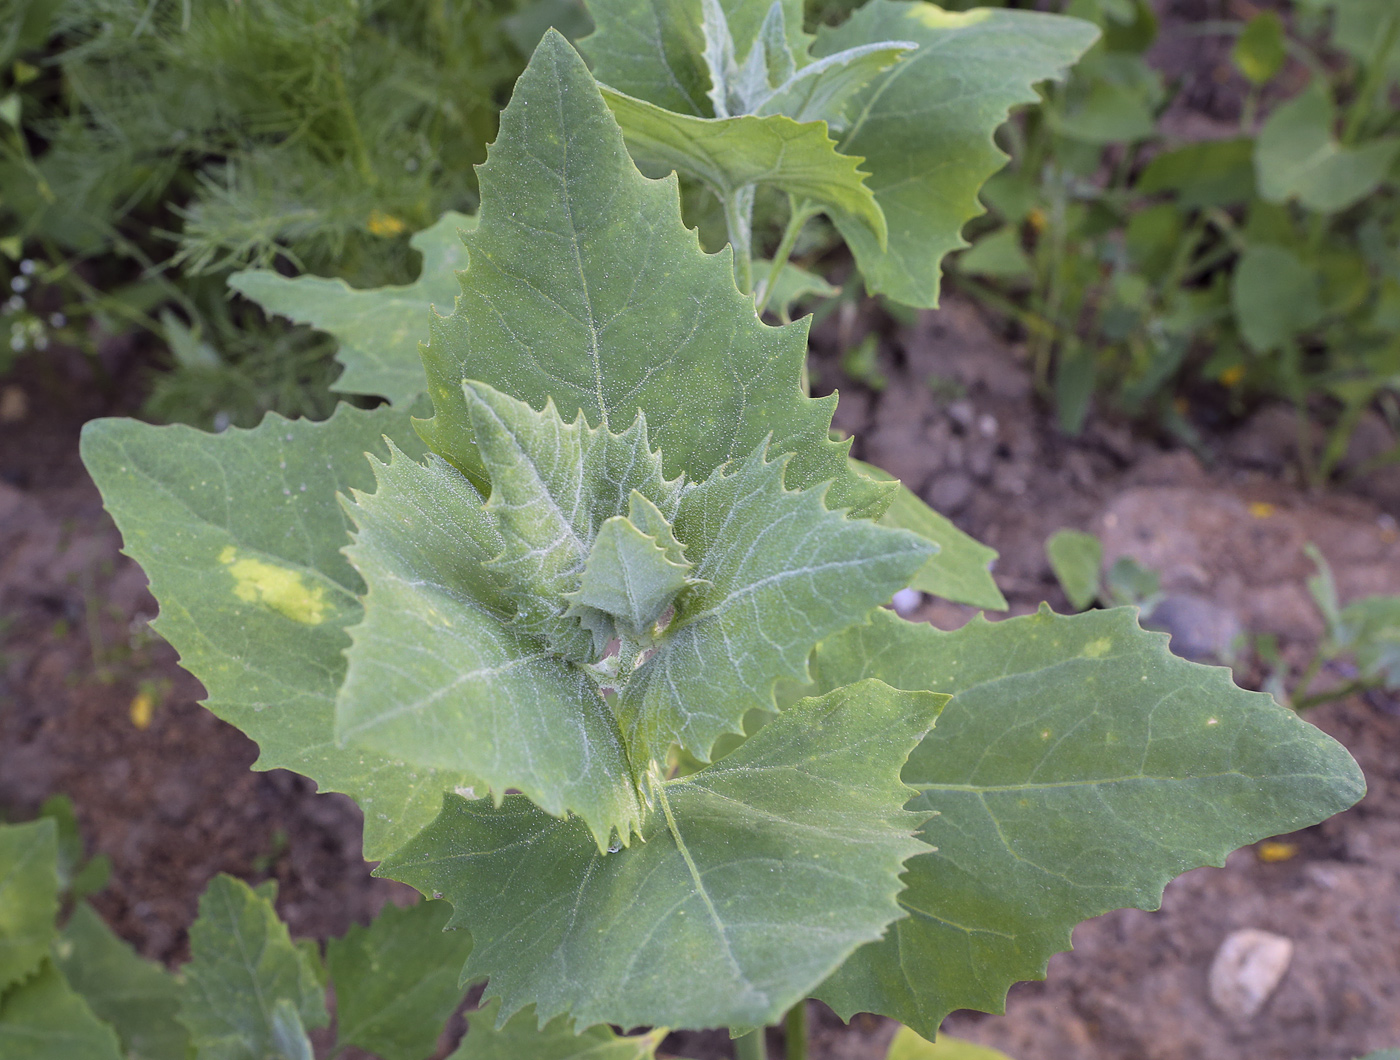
[1208,929,1293,1020]
[928,472,974,515]
[1144,593,1243,662]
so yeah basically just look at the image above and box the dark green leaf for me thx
[0,819,58,993]
[1137,138,1255,209]
[54,903,188,1060]
[451,999,669,1059]
[808,608,1364,1036]
[1045,528,1102,611]
[327,901,472,1060]
[178,875,328,1060]
[1231,244,1323,353]
[380,679,945,1031]
[0,961,123,1060]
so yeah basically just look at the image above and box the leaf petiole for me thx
[756,197,821,316]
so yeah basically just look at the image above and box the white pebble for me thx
[1208,929,1293,1020]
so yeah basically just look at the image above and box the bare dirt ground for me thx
[2,289,1398,1059]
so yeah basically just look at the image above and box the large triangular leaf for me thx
[416,31,890,518]
[80,406,476,861]
[55,903,189,1060]
[859,460,1006,610]
[177,876,328,1060]
[334,438,645,853]
[814,2,1098,307]
[1255,83,1400,214]
[0,820,58,994]
[617,444,934,766]
[326,901,471,1060]
[804,607,1364,1036]
[380,680,945,1031]
[452,999,669,1059]
[600,90,887,244]
[229,212,476,406]
[0,961,123,1060]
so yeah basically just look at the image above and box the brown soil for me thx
[2,293,1397,1060]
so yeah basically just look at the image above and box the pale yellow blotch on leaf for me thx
[219,545,328,625]
[1081,637,1112,659]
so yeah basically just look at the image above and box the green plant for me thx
[75,27,1367,1058]
[954,0,1400,475]
[1045,527,1161,612]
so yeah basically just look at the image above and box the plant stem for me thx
[734,1030,767,1060]
[784,1003,808,1060]
[755,197,819,316]
[723,184,757,295]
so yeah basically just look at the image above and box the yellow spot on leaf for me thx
[219,546,328,625]
[1256,840,1297,863]
[1248,501,1275,518]
[367,209,407,237]
[1082,637,1112,659]
[129,690,154,730]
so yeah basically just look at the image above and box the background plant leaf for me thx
[55,903,189,1060]
[600,90,886,244]
[1231,244,1324,354]
[230,212,476,406]
[1255,83,1400,214]
[326,900,471,1060]
[809,607,1365,1036]
[580,0,712,116]
[380,680,944,1031]
[1045,528,1102,611]
[887,1027,1016,1060]
[417,32,890,519]
[177,876,328,1060]
[80,405,476,862]
[0,961,123,1060]
[0,820,58,994]
[813,1,1098,307]
[451,999,669,1059]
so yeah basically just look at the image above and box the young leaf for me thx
[1255,83,1400,214]
[177,875,329,1060]
[1045,528,1102,611]
[1231,244,1324,354]
[1232,11,1285,86]
[813,1,1098,307]
[757,257,839,321]
[55,903,189,1060]
[0,961,123,1060]
[0,819,58,993]
[80,405,477,862]
[860,462,1007,610]
[599,91,887,246]
[755,42,914,128]
[326,900,471,1060]
[380,679,946,1031]
[417,32,891,519]
[616,444,935,767]
[334,438,645,852]
[451,999,669,1059]
[566,512,695,637]
[807,608,1365,1036]
[230,212,476,406]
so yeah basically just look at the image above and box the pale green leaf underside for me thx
[755,41,913,128]
[177,876,328,1060]
[380,680,944,1032]
[229,212,476,406]
[56,903,189,1060]
[816,2,1098,307]
[326,901,470,1060]
[0,962,123,1060]
[806,607,1365,1036]
[417,33,890,519]
[1255,84,1400,214]
[601,88,887,246]
[0,820,58,994]
[452,1000,669,1060]
[758,257,838,320]
[79,406,475,862]
[859,461,1006,610]
[617,446,935,766]
[336,442,645,852]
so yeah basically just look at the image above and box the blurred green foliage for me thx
[0,0,566,426]
[951,0,1400,482]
